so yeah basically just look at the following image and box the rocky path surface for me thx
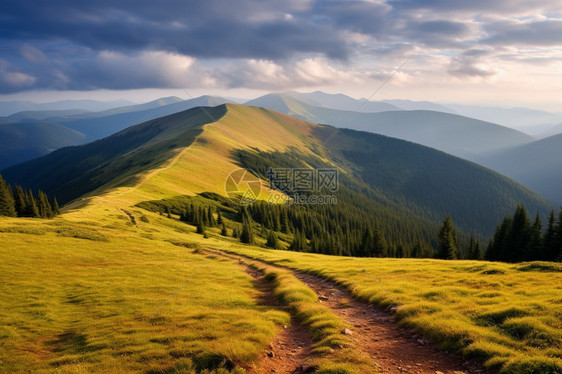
[295,272,489,374]
[240,265,315,374]
[211,249,491,374]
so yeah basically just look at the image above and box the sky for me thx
[1,0,562,111]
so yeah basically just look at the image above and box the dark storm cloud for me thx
[0,0,561,93]
[0,0,350,60]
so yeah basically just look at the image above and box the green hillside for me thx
[2,106,226,204]
[3,104,553,247]
[1,103,561,373]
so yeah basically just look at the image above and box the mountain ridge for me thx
[2,103,553,242]
[246,93,535,161]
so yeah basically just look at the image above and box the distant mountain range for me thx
[3,104,553,241]
[246,93,534,161]
[0,99,134,116]
[446,104,562,136]
[0,121,86,170]
[477,133,562,204]
[2,91,560,207]
[0,96,231,169]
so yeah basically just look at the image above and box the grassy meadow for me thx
[215,239,562,373]
[2,105,561,373]
[0,215,289,373]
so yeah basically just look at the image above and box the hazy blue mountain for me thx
[0,99,133,116]
[477,134,562,204]
[0,121,86,169]
[246,93,534,160]
[0,96,231,169]
[537,123,562,138]
[48,96,184,121]
[9,109,91,121]
[55,95,232,141]
[382,99,458,114]
[447,104,562,135]
[0,117,19,125]
[294,91,401,112]
[263,91,402,113]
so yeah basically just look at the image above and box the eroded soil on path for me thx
[295,272,490,374]
[211,249,492,374]
[241,265,315,374]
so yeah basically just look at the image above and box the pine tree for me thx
[508,205,532,262]
[52,197,60,216]
[289,228,307,251]
[196,221,205,235]
[165,206,172,219]
[200,206,208,226]
[437,215,458,259]
[544,210,557,261]
[527,213,544,260]
[0,174,16,217]
[24,190,40,218]
[266,230,280,249]
[280,209,290,234]
[217,210,223,225]
[207,206,216,227]
[14,185,27,217]
[555,209,562,261]
[221,223,228,236]
[37,190,53,218]
[467,235,483,260]
[240,219,254,244]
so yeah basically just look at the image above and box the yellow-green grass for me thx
[211,242,562,373]
[3,102,561,373]
[0,216,290,373]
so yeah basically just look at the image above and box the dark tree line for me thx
[486,205,562,262]
[0,173,59,218]
[246,200,434,258]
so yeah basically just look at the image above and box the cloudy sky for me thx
[1,0,562,110]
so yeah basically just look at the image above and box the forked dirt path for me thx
[294,272,490,374]
[211,249,491,374]
[240,265,315,374]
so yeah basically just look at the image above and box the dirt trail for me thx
[240,264,315,374]
[294,272,489,374]
[211,249,491,374]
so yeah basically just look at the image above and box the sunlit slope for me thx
[3,106,228,206]
[131,104,320,202]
